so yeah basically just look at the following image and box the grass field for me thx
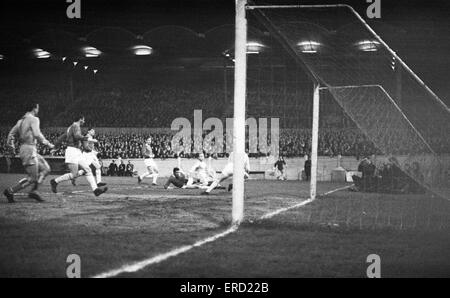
[0,173,449,278]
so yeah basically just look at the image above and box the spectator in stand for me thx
[126,160,134,176]
[304,154,311,181]
[118,160,126,176]
[108,160,118,176]
[352,155,377,192]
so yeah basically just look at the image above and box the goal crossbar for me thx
[246,3,450,114]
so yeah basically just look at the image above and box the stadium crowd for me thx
[0,127,382,159]
[1,72,449,160]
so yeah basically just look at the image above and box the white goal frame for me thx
[232,1,450,225]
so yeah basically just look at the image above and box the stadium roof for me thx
[0,0,449,69]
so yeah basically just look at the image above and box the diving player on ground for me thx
[202,151,250,194]
[50,116,108,196]
[184,153,214,189]
[164,167,188,189]
[3,103,54,203]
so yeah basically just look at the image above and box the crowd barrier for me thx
[0,155,363,181]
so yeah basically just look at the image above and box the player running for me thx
[73,128,106,187]
[50,116,108,196]
[137,136,159,186]
[202,151,250,194]
[3,103,54,203]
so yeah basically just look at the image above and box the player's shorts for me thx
[144,158,158,171]
[65,146,83,164]
[221,163,234,177]
[19,144,37,166]
[82,151,100,168]
[19,144,50,171]
[191,171,211,185]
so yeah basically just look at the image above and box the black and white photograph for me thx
[0,0,449,284]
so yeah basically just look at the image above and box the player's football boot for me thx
[137,177,142,184]
[28,192,44,202]
[228,184,233,192]
[97,182,107,187]
[50,179,58,193]
[94,186,108,197]
[71,179,77,186]
[3,188,15,203]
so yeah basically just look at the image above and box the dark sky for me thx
[1,0,449,98]
[1,0,449,34]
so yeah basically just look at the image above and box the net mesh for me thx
[248,5,450,200]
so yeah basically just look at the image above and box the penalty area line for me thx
[91,185,350,278]
[92,225,238,278]
[259,198,312,220]
[259,185,351,220]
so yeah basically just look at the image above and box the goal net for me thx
[222,3,450,229]
[244,4,450,200]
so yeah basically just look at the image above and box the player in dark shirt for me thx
[274,156,287,180]
[50,115,107,196]
[164,167,188,189]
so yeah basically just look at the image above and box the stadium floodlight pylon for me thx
[231,2,450,224]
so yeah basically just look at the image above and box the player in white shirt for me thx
[184,152,221,189]
[202,151,250,194]
[184,153,211,188]
[137,137,159,185]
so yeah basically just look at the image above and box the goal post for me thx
[232,1,323,225]
[232,0,247,225]
[310,83,320,200]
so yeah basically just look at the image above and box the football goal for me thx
[231,1,450,225]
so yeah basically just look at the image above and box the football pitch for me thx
[0,174,449,278]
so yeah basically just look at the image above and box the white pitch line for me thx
[260,185,352,220]
[259,198,313,220]
[92,225,238,278]
[91,185,350,278]
[321,185,352,196]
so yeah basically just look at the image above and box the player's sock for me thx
[205,179,220,193]
[37,173,46,184]
[186,177,194,186]
[152,174,159,184]
[139,172,150,180]
[95,169,102,184]
[85,173,98,191]
[11,178,31,193]
[55,173,73,184]
[37,167,50,185]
